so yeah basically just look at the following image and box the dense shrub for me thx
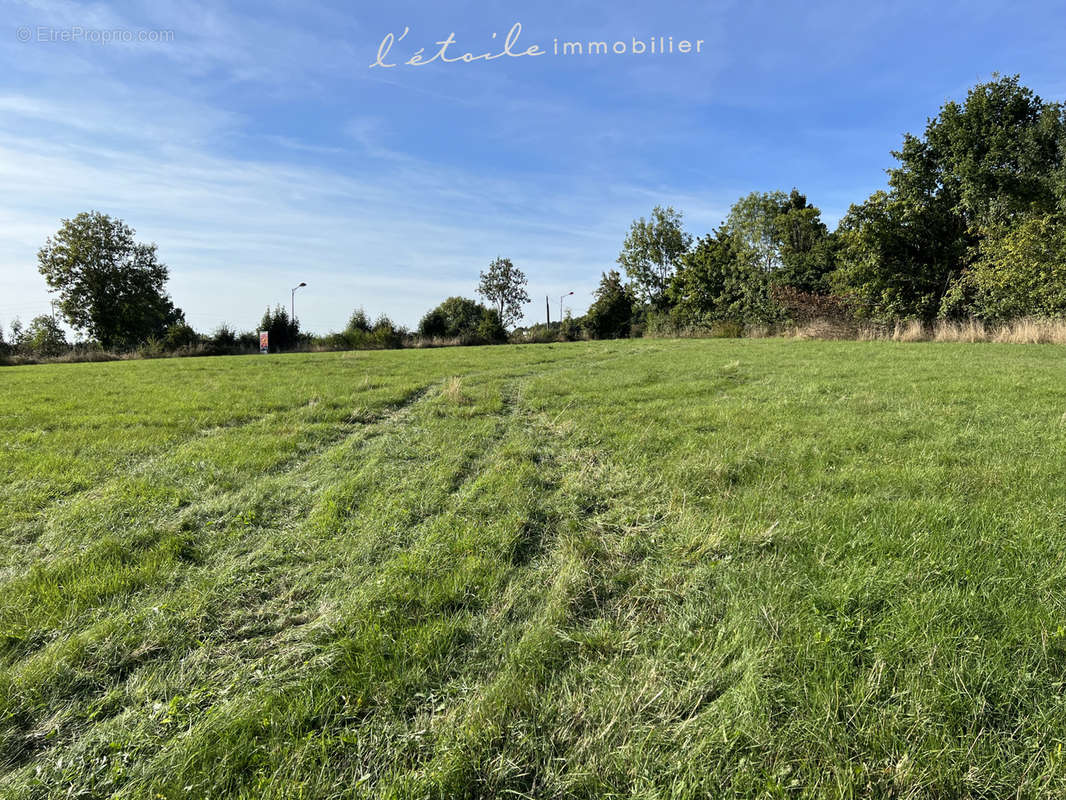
[558,313,585,341]
[941,214,1066,320]
[667,231,779,329]
[237,330,261,352]
[365,314,406,348]
[771,286,853,324]
[162,322,200,351]
[418,297,506,344]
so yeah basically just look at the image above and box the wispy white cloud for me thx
[0,90,728,332]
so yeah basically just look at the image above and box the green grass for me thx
[2,338,1066,798]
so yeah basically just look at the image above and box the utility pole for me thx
[545,295,550,327]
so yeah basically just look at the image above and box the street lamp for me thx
[291,282,306,321]
[559,291,574,324]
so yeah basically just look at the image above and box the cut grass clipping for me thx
[2,338,1066,798]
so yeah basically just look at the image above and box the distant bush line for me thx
[5,313,1066,367]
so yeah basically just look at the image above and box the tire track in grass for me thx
[0,380,435,681]
[114,383,584,799]
[388,366,764,798]
[0,344,599,545]
[0,385,316,534]
[0,379,431,577]
[0,352,475,550]
[58,375,537,799]
[0,349,625,797]
[0,375,529,792]
[3,380,430,549]
[0,384,437,774]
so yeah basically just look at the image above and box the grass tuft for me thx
[440,375,468,405]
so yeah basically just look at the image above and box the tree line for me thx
[586,74,1066,337]
[4,74,1065,362]
[0,231,530,360]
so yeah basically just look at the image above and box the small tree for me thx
[347,308,372,333]
[212,324,238,348]
[617,206,692,309]
[586,270,635,339]
[162,322,200,351]
[37,211,184,349]
[478,257,530,328]
[22,315,69,357]
[9,319,24,351]
[369,313,406,348]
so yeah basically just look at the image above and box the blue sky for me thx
[1,0,1065,334]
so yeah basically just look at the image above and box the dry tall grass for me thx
[441,375,468,404]
[933,320,988,342]
[783,317,1066,344]
[892,320,927,342]
[991,317,1066,344]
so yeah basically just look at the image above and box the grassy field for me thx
[2,338,1066,799]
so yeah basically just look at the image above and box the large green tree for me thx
[832,190,967,320]
[834,75,1066,320]
[720,190,836,292]
[722,191,788,273]
[892,74,1064,231]
[477,257,529,328]
[617,206,692,308]
[37,211,184,349]
[669,228,777,325]
[774,190,837,292]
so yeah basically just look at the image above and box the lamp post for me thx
[291,282,306,321]
[559,291,574,324]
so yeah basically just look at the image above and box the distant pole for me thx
[546,295,550,326]
[559,291,574,324]
[291,281,307,321]
[50,300,57,321]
